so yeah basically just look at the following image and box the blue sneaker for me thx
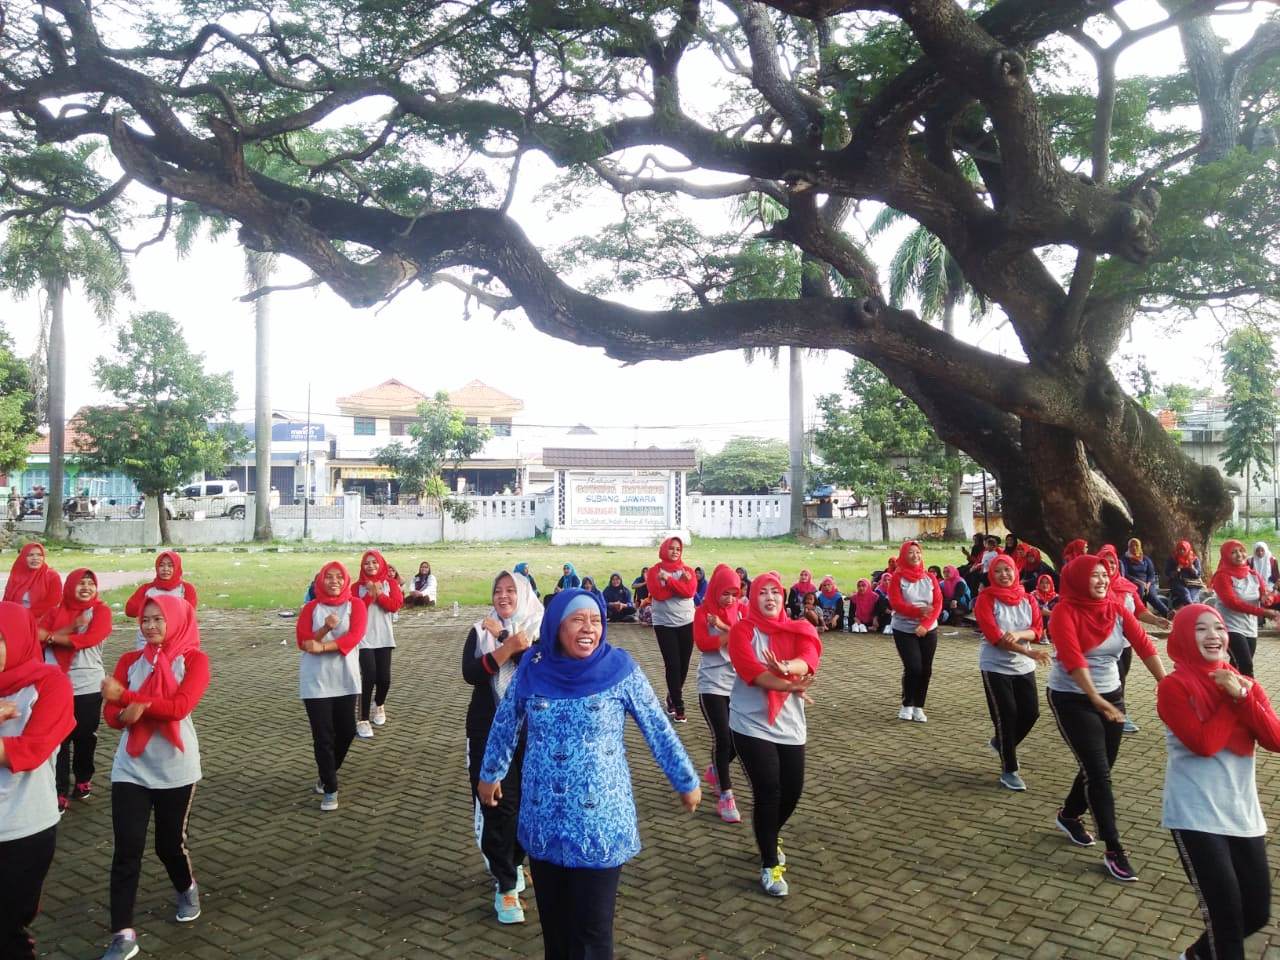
[100,932,139,960]
[176,882,201,922]
[495,890,525,924]
[999,771,1027,792]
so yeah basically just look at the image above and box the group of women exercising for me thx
[1,533,1278,960]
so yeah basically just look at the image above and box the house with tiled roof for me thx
[328,379,528,498]
[3,407,140,504]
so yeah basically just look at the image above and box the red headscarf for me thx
[1158,604,1253,756]
[818,575,839,598]
[357,549,390,589]
[152,550,185,590]
[3,543,61,617]
[737,572,822,725]
[1173,539,1198,571]
[127,594,202,758]
[645,537,695,601]
[894,541,928,583]
[790,569,817,596]
[1035,574,1058,603]
[852,578,878,622]
[694,564,744,652]
[1011,543,1029,573]
[1054,555,1124,652]
[313,561,353,605]
[940,565,964,602]
[41,568,101,672]
[885,557,898,574]
[1097,544,1141,604]
[0,600,51,697]
[1024,547,1042,569]
[984,555,1027,607]
[1061,539,1089,567]
[1213,539,1255,585]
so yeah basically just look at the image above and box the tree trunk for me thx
[1245,463,1251,533]
[43,275,68,540]
[940,290,966,540]
[879,497,890,542]
[788,345,805,535]
[157,491,171,545]
[247,251,273,541]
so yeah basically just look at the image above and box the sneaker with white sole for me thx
[760,865,788,897]
[320,791,339,812]
[998,770,1027,791]
[100,932,139,960]
[1122,717,1139,734]
[494,890,525,924]
[1055,808,1096,846]
[912,707,928,723]
[717,791,742,824]
[1104,849,1139,882]
[897,705,914,721]
[176,882,201,922]
[371,705,387,726]
[355,720,374,739]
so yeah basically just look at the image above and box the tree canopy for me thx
[0,324,39,476]
[374,392,491,520]
[1220,325,1278,501]
[694,436,790,494]
[3,0,1279,556]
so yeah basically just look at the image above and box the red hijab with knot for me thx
[1173,539,1198,571]
[1097,544,1140,603]
[1212,539,1256,586]
[695,563,745,652]
[1035,574,1057,603]
[1054,555,1125,652]
[357,549,390,589]
[42,568,102,672]
[742,572,822,725]
[1159,604,1254,756]
[1061,539,1088,567]
[4,543,61,616]
[984,555,1026,607]
[128,594,203,757]
[313,561,353,605]
[646,537,694,600]
[894,541,928,583]
[152,550,185,590]
[0,600,52,697]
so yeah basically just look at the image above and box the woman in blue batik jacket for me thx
[478,589,700,960]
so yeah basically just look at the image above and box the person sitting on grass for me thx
[602,573,637,623]
[815,576,844,631]
[405,561,437,608]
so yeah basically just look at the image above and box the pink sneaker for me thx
[717,791,741,824]
[704,764,719,789]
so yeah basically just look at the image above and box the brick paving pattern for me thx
[33,609,1280,958]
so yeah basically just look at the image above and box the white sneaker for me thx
[882,625,893,634]
[371,705,387,726]
[356,720,374,739]
[912,707,928,723]
[897,705,914,721]
[760,865,788,897]
[320,791,339,812]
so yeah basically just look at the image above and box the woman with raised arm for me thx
[478,589,699,959]
[975,556,1050,791]
[39,569,113,809]
[1046,555,1166,883]
[463,571,541,925]
[645,537,698,724]
[296,561,367,813]
[0,601,75,960]
[99,595,211,960]
[1158,604,1280,960]
[354,550,403,739]
[887,541,943,723]
[728,572,821,897]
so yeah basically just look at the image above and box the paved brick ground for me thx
[33,609,1280,959]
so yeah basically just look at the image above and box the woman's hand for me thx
[502,631,532,656]
[1092,698,1125,723]
[482,616,504,637]
[478,780,502,807]
[680,786,702,813]
[0,700,18,723]
[323,613,339,631]
[1212,669,1253,701]
[367,581,382,599]
[914,624,929,637]
[101,676,127,703]
[303,639,329,655]
[119,701,148,725]
[1028,647,1052,667]
[76,610,92,629]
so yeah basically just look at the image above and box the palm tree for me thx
[869,208,986,539]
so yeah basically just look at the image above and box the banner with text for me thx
[568,472,670,528]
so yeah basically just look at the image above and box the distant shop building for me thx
[543,447,696,546]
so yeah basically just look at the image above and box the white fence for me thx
[687,494,791,539]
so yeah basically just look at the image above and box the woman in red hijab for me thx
[353,549,403,739]
[1211,539,1279,678]
[39,568,113,809]
[728,572,821,897]
[123,550,198,618]
[1097,543,1169,734]
[100,594,210,960]
[1033,574,1059,625]
[645,537,698,723]
[1045,555,1166,883]
[1165,539,1204,609]
[0,600,75,960]
[693,563,747,824]
[1157,604,1280,960]
[3,543,62,620]
[887,541,943,723]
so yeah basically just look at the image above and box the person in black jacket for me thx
[463,570,542,925]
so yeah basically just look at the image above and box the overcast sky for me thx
[0,1,1265,451]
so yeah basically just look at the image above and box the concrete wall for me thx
[687,495,790,539]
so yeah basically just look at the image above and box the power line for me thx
[226,406,793,432]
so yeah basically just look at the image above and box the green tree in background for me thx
[815,361,963,541]
[76,312,247,544]
[374,393,491,538]
[0,325,39,478]
[1221,326,1279,531]
[695,437,790,495]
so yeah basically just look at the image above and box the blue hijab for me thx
[558,561,581,589]
[516,589,634,700]
[580,575,603,599]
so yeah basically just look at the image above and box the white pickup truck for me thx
[164,480,279,520]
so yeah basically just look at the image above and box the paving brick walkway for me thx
[34,610,1280,959]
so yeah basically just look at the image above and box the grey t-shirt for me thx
[977,598,1037,676]
[1217,574,1262,638]
[43,613,106,696]
[729,627,807,746]
[1162,728,1265,836]
[890,576,936,633]
[110,654,202,790]
[0,683,59,842]
[356,585,396,650]
[1047,616,1126,695]
[696,622,736,696]
[298,600,360,699]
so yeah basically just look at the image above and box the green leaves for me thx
[694,437,789,495]
[1221,325,1278,489]
[76,312,248,496]
[0,324,39,475]
[373,391,491,500]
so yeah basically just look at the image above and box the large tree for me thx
[3,0,1279,558]
[0,324,39,477]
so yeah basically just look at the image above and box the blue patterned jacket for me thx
[479,663,697,869]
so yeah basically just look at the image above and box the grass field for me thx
[8,538,971,611]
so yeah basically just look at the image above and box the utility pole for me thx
[303,383,311,540]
